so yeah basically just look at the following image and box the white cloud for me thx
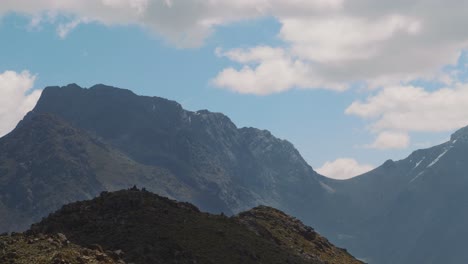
[3,1,468,92]
[281,15,422,64]
[212,1,468,94]
[367,131,410,150]
[345,83,468,149]
[3,1,468,139]
[0,0,341,48]
[316,158,374,180]
[57,18,88,38]
[212,47,345,95]
[346,84,468,133]
[212,13,425,94]
[0,70,42,137]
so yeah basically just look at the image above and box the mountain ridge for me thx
[31,84,327,218]
[3,82,468,263]
[29,187,363,264]
[323,126,468,263]
[0,112,193,231]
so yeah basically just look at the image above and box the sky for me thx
[1,0,468,180]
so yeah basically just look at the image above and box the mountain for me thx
[320,127,468,263]
[28,83,329,219]
[0,83,346,256]
[0,112,193,231]
[5,82,468,263]
[29,188,362,264]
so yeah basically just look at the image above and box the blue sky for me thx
[1,1,467,179]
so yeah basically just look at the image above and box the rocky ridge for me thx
[237,206,362,264]
[321,126,468,263]
[29,188,362,264]
[30,84,326,217]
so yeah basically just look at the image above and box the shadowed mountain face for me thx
[321,127,468,264]
[29,188,363,264]
[0,113,104,231]
[30,84,327,218]
[4,83,468,263]
[0,113,192,231]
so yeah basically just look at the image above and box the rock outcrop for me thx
[0,232,124,264]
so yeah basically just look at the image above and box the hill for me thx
[29,188,362,264]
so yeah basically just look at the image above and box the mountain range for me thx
[1,83,468,263]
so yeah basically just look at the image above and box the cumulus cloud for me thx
[0,0,341,48]
[3,1,468,92]
[367,131,410,149]
[3,1,468,147]
[345,83,468,149]
[316,158,374,180]
[211,13,426,94]
[213,47,345,95]
[0,70,41,137]
[212,1,468,94]
[280,15,422,64]
[346,84,468,132]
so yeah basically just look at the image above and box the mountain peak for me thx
[450,125,468,141]
[89,83,136,95]
[64,83,82,89]
[382,159,395,168]
[3,82,327,250]
[89,83,112,89]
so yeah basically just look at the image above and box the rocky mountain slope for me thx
[29,188,362,264]
[0,83,331,233]
[29,84,328,219]
[0,232,124,264]
[4,83,468,263]
[0,113,192,231]
[237,206,361,264]
[321,126,468,263]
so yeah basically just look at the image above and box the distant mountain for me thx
[4,83,468,263]
[29,188,362,264]
[29,84,328,218]
[321,127,468,263]
[0,84,338,254]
